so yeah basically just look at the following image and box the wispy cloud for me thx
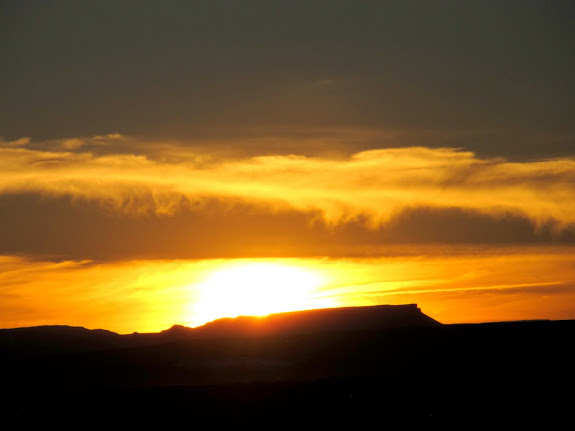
[1,135,575,228]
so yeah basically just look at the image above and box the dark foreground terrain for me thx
[1,305,573,426]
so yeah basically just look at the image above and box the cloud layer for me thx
[2,136,575,230]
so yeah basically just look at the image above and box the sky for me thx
[1,1,574,333]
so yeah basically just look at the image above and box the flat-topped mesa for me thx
[193,304,441,338]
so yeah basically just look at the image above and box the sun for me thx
[189,262,329,326]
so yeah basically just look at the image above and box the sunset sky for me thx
[1,1,574,333]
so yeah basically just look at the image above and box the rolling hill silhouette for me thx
[1,304,573,426]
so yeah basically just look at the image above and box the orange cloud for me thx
[1,136,574,228]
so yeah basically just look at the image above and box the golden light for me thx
[189,262,330,327]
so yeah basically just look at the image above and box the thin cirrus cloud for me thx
[1,135,575,229]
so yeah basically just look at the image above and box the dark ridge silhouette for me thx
[0,325,122,358]
[173,303,441,339]
[1,304,573,426]
[0,304,439,357]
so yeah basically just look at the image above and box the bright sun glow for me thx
[189,262,330,327]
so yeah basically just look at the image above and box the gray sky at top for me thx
[1,0,574,157]
[1,1,575,259]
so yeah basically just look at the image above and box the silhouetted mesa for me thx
[0,304,439,357]
[163,303,442,339]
